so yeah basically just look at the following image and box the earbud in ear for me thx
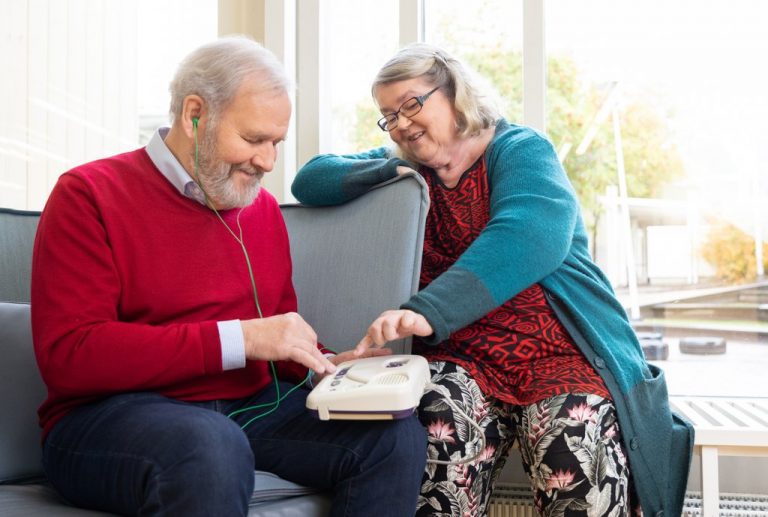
[192,116,199,128]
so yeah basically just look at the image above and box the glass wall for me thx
[326,0,399,153]
[3,0,767,400]
[424,0,524,125]
[546,0,768,397]
[0,0,217,210]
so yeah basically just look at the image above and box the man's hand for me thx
[241,313,336,375]
[354,309,433,356]
[311,347,393,386]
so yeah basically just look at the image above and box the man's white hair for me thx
[169,35,291,123]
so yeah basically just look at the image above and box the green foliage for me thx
[617,101,685,199]
[465,45,522,122]
[701,221,768,283]
[352,102,390,151]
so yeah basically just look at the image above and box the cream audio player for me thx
[306,354,430,420]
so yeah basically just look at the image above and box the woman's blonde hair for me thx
[372,43,500,138]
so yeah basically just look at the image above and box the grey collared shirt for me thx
[145,127,246,371]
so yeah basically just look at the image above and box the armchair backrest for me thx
[281,173,428,354]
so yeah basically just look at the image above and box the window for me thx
[0,0,217,210]
[546,0,768,397]
[424,0,524,125]
[326,0,399,153]
[4,2,767,402]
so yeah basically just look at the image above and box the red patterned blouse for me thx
[412,159,610,405]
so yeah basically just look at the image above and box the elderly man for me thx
[31,36,426,516]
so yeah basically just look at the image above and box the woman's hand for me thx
[396,165,418,176]
[354,309,433,356]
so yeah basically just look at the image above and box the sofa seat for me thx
[0,478,331,517]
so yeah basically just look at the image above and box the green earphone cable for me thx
[191,117,310,429]
[192,117,262,319]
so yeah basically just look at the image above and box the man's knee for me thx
[374,415,428,475]
[144,409,256,511]
[159,410,255,479]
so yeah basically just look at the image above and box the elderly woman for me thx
[292,43,692,517]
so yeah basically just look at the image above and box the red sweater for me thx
[31,148,315,437]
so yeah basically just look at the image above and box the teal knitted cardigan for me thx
[292,119,693,516]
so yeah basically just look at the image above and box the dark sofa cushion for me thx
[0,302,46,483]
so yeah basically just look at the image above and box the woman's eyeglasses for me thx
[377,87,440,132]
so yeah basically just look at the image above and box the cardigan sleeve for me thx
[403,126,581,344]
[291,147,410,206]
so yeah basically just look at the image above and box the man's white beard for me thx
[196,126,263,209]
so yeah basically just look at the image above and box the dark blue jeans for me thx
[42,382,427,516]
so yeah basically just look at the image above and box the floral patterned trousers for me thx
[416,361,640,517]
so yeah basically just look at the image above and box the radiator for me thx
[683,492,768,516]
[489,484,768,517]
[488,484,536,517]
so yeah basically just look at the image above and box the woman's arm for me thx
[291,147,411,206]
[403,127,581,344]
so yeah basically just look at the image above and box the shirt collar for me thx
[146,127,206,205]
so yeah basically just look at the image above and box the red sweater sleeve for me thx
[31,173,223,397]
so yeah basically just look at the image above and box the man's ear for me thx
[181,95,205,138]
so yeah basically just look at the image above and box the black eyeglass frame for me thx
[376,86,440,132]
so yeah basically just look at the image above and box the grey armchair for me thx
[0,173,428,516]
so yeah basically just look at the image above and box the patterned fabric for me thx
[417,361,641,517]
[414,160,610,406]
